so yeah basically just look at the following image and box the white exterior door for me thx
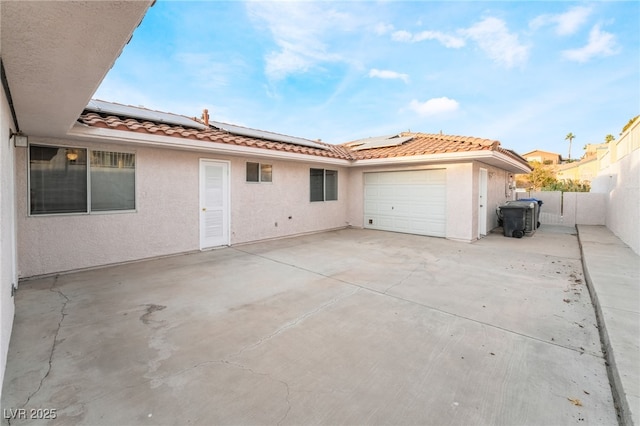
[364,169,446,237]
[478,168,488,237]
[199,160,230,249]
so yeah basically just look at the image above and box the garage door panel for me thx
[364,170,446,237]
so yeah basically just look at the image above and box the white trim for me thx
[478,168,488,238]
[199,159,231,249]
[354,151,531,173]
[68,125,352,167]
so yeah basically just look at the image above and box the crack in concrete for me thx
[20,275,69,409]
[125,358,292,424]
[230,288,359,360]
[221,360,292,425]
[384,261,426,294]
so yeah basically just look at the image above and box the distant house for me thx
[555,144,608,183]
[521,150,562,165]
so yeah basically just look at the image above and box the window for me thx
[246,162,272,183]
[29,145,135,215]
[90,150,136,211]
[310,168,338,202]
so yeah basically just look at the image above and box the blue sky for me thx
[94,1,639,157]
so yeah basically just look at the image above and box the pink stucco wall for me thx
[16,138,350,277]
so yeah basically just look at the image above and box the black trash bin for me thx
[500,204,529,238]
[518,198,543,228]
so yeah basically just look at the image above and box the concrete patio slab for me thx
[2,227,617,425]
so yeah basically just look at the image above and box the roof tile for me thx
[77,109,529,168]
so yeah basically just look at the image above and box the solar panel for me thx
[87,100,328,150]
[349,135,414,151]
[86,100,207,130]
[210,121,329,151]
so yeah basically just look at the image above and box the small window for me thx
[310,168,338,202]
[29,145,135,215]
[246,162,272,183]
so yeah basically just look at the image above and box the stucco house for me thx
[555,143,609,183]
[0,1,532,400]
[16,99,531,278]
[521,149,563,165]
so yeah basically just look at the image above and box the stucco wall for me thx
[591,147,640,254]
[604,148,640,254]
[17,138,351,277]
[17,139,199,277]
[230,158,349,245]
[475,162,514,236]
[586,120,639,254]
[1,83,17,402]
[346,162,478,242]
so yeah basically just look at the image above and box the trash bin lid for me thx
[500,202,534,209]
[518,198,543,205]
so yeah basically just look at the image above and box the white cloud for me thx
[368,68,409,83]
[462,17,529,68]
[562,24,620,62]
[374,22,394,35]
[530,6,592,36]
[391,30,413,42]
[408,97,459,116]
[246,2,354,80]
[413,30,466,48]
[174,53,230,89]
[391,29,465,48]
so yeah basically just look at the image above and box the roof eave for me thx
[351,150,532,173]
[66,125,353,166]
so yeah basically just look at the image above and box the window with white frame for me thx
[29,145,136,215]
[310,168,338,202]
[246,162,272,183]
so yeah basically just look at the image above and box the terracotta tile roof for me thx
[343,132,530,167]
[77,103,528,168]
[78,110,353,160]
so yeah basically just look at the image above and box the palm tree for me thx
[565,132,575,160]
[605,134,615,143]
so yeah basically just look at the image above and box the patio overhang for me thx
[0,1,152,138]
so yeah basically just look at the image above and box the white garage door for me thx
[364,169,446,237]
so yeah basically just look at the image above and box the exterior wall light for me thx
[10,130,28,147]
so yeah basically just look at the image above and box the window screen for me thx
[260,164,273,182]
[90,151,136,211]
[325,170,338,201]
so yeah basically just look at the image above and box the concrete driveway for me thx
[2,227,617,425]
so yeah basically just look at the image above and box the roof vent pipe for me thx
[202,109,210,126]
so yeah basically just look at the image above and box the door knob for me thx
[202,208,206,211]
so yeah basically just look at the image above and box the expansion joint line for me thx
[21,275,69,408]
